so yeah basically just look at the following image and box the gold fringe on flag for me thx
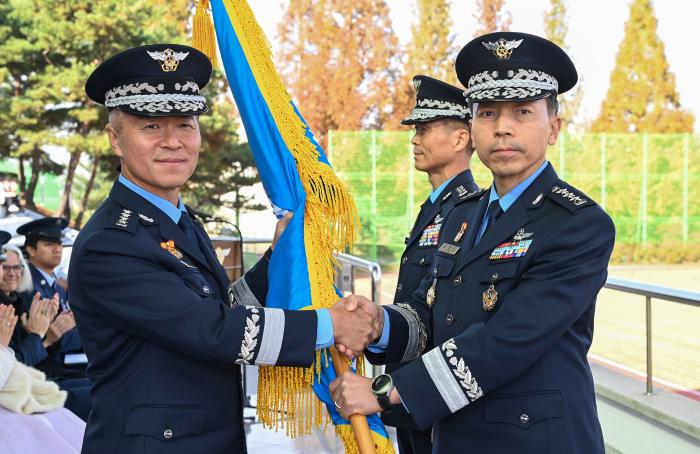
[197,1,392,453]
[193,0,218,67]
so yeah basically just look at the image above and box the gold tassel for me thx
[221,0,371,448]
[193,0,218,67]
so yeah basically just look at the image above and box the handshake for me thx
[329,295,384,358]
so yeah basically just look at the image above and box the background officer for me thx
[72,43,380,454]
[331,32,615,454]
[17,218,82,365]
[382,75,479,454]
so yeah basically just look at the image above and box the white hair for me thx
[2,244,34,293]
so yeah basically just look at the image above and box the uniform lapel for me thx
[455,164,559,271]
[108,181,213,274]
[190,215,231,298]
[406,169,478,248]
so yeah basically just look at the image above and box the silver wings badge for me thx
[482,38,523,60]
[147,48,190,72]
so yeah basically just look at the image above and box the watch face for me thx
[372,374,393,395]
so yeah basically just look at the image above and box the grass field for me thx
[352,264,700,390]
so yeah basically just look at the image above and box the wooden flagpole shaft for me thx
[330,347,376,454]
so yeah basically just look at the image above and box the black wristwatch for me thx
[371,374,394,411]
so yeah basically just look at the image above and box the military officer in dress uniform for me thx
[71,44,380,454]
[17,218,82,364]
[382,75,480,454]
[330,32,615,454]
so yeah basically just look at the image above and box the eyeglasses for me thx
[2,265,24,274]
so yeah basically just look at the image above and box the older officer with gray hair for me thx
[70,43,381,454]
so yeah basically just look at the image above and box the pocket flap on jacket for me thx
[484,391,563,428]
[124,404,205,440]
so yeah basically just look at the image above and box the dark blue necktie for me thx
[178,214,201,252]
[476,200,503,245]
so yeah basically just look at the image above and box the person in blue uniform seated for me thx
[15,217,93,420]
[17,218,83,367]
[330,32,616,454]
[72,43,383,454]
[384,75,480,454]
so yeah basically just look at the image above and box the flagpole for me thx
[330,348,377,454]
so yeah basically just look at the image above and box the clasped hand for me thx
[329,295,383,359]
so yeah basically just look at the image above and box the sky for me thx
[251,0,700,130]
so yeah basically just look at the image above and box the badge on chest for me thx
[419,222,442,247]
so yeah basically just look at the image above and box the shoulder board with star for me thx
[546,180,596,213]
[454,187,487,204]
[105,207,138,234]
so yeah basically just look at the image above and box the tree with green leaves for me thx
[1,0,262,228]
[473,0,511,37]
[591,0,694,133]
[543,0,583,131]
[183,73,263,225]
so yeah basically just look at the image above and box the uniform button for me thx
[453,275,462,286]
[163,428,173,439]
[446,313,454,325]
[491,273,499,282]
[203,286,210,294]
[419,257,426,265]
[519,413,530,425]
[402,256,408,265]
[397,283,403,292]
[433,267,438,274]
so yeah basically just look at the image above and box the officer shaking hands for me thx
[382,75,480,454]
[331,32,615,454]
[70,44,382,454]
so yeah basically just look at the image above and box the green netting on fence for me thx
[328,131,700,266]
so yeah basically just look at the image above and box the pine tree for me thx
[473,0,511,37]
[543,0,583,131]
[277,0,402,147]
[591,0,694,132]
[390,0,458,127]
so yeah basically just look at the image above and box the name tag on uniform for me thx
[490,240,533,260]
[438,243,461,255]
[419,224,441,247]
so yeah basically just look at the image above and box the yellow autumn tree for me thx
[591,0,694,132]
[473,0,511,37]
[390,0,458,127]
[543,0,583,131]
[277,0,401,147]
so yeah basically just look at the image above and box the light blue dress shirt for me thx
[118,174,187,224]
[429,176,456,204]
[474,160,549,244]
[118,174,331,350]
[36,267,56,288]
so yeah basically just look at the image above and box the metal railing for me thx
[603,277,700,395]
[241,238,700,394]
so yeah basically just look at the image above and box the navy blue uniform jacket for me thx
[69,181,318,454]
[367,164,615,454]
[383,170,479,454]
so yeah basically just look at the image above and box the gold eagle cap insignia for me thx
[147,48,190,72]
[482,38,523,60]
